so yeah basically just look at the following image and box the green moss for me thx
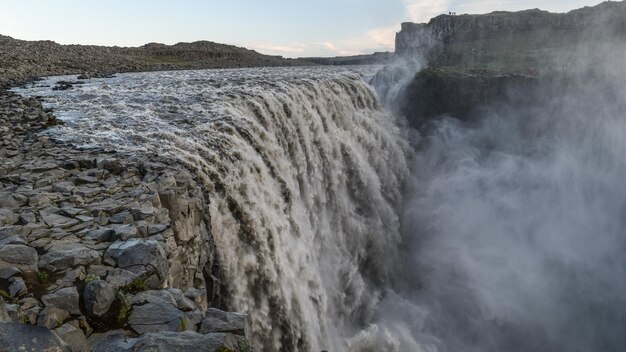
[178,317,187,332]
[115,291,131,324]
[84,274,99,284]
[119,277,147,294]
[36,271,49,284]
[237,340,253,352]
[0,289,17,304]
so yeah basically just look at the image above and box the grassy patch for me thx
[36,271,49,285]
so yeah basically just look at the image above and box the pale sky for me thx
[0,0,604,57]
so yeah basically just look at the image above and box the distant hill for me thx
[0,35,313,87]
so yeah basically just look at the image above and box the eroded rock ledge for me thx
[0,90,251,351]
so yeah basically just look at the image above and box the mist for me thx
[371,40,626,351]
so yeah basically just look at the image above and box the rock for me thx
[111,224,137,240]
[0,303,10,323]
[0,244,38,270]
[199,308,247,336]
[87,329,132,350]
[8,276,27,297]
[84,228,115,242]
[54,323,90,352]
[42,287,81,315]
[42,212,81,229]
[167,288,197,311]
[105,239,168,289]
[83,280,116,317]
[127,290,184,334]
[39,243,100,272]
[0,267,20,280]
[0,322,69,352]
[92,331,248,352]
[37,306,70,330]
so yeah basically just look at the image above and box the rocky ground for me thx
[0,35,313,88]
[0,86,252,350]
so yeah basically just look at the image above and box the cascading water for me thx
[16,67,411,352]
[16,58,626,352]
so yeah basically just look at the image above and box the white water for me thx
[16,67,412,351]
[17,63,626,352]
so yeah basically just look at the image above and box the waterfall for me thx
[17,67,412,351]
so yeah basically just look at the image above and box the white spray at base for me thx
[17,67,415,351]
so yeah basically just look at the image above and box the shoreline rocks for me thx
[0,90,250,350]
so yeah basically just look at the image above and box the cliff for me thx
[395,1,626,71]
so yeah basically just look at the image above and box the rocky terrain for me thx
[0,89,254,351]
[0,35,312,88]
[0,34,290,352]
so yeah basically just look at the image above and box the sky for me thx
[0,0,604,57]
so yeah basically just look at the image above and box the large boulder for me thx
[127,290,184,334]
[54,323,90,352]
[0,244,38,271]
[42,287,81,315]
[199,308,247,336]
[105,239,168,289]
[83,280,116,317]
[92,331,249,352]
[0,322,70,351]
[39,243,101,272]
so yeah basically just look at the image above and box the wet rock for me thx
[42,287,81,315]
[83,280,116,317]
[0,322,70,352]
[39,243,100,272]
[199,308,247,336]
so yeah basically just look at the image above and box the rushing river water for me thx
[16,67,412,352]
[15,64,626,352]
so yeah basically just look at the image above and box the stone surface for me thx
[39,243,101,272]
[128,290,184,334]
[199,308,247,336]
[92,331,248,352]
[105,239,168,288]
[0,322,69,352]
[0,244,38,270]
[54,323,90,352]
[42,287,81,315]
[83,280,116,317]
[37,306,70,330]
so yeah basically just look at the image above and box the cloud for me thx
[403,0,450,22]
[248,24,398,58]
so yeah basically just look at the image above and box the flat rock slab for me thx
[0,244,38,270]
[39,243,101,272]
[42,286,81,315]
[92,331,247,352]
[200,308,247,336]
[128,291,184,334]
[0,322,69,352]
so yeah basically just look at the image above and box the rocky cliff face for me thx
[395,1,626,63]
